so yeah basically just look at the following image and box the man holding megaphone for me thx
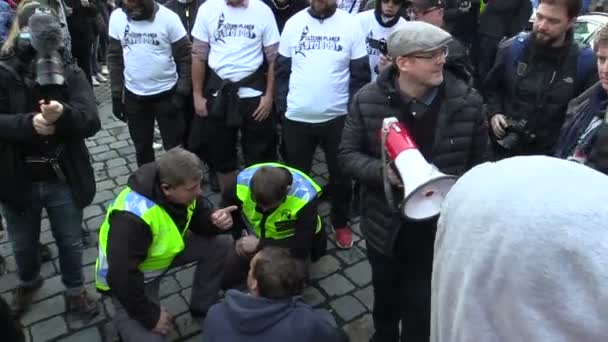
[338,21,487,342]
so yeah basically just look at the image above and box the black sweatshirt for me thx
[105,163,223,330]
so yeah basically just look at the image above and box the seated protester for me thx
[95,148,239,341]
[202,247,349,342]
[555,24,608,175]
[229,163,327,262]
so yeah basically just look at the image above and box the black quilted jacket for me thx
[338,66,489,256]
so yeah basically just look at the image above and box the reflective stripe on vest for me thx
[95,187,196,291]
[236,162,322,240]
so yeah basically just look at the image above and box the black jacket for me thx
[483,33,597,157]
[446,38,474,87]
[66,0,99,43]
[444,0,479,42]
[338,66,488,255]
[0,55,100,210]
[478,0,531,38]
[164,0,205,36]
[105,163,224,330]
[107,4,192,98]
[262,0,308,33]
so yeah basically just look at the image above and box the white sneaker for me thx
[91,78,100,87]
[101,65,109,75]
[95,73,108,82]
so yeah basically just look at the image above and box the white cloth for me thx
[279,9,368,123]
[108,6,187,96]
[191,0,280,98]
[432,156,608,342]
[357,9,406,81]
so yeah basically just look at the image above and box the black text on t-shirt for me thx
[294,25,343,57]
[214,13,257,43]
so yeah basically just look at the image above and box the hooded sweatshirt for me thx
[202,289,347,342]
[431,156,608,342]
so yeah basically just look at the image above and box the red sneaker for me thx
[335,227,353,249]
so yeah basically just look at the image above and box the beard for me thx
[533,31,560,47]
[309,0,337,18]
[123,0,155,20]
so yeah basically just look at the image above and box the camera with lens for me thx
[16,7,65,102]
[496,118,536,150]
[367,38,388,56]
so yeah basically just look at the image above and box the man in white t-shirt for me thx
[191,0,280,204]
[276,0,371,249]
[357,0,407,81]
[107,0,192,166]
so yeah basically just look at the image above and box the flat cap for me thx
[387,21,452,58]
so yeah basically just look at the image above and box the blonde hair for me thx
[594,24,608,52]
[1,0,39,55]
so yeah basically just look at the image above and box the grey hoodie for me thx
[431,156,608,342]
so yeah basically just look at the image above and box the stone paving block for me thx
[97,179,117,192]
[30,316,68,342]
[84,206,104,220]
[89,145,110,155]
[309,255,341,280]
[97,137,118,146]
[57,327,102,342]
[22,295,65,326]
[86,215,105,232]
[0,241,13,257]
[329,295,367,322]
[357,239,367,251]
[32,275,63,302]
[41,218,51,232]
[335,246,366,265]
[344,261,372,287]
[175,266,195,288]
[161,294,189,317]
[93,191,115,205]
[181,287,192,304]
[82,247,99,266]
[159,275,181,298]
[117,146,136,157]
[109,141,129,150]
[175,313,202,337]
[0,272,20,293]
[302,286,326,307]
[342,314,374,342]
[83,264,96,284]
[40,230,55,244]
[114,175,129,187]
[93,151,119,163]
[319,274,355,297]
[353,286,374,311]
[108,166,130,178]
[95,170,109,182]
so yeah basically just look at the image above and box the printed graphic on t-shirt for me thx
[365,30,386,56]
[122,25,161,49]
[295,26,343,57]
[214,13,257,42]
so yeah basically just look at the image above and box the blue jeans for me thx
[1,181,84,291]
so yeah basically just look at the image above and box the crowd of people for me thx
[1,0,608,341]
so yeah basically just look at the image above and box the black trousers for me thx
[124,89,185,166]
[282,116,350,228]
[71,39,93,84]
[367,219,437,342]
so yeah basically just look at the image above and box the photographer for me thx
[484,0,596,159]
[0,6,100,320]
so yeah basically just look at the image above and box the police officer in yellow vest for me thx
[232,163,328,262]
[95,148,238,341]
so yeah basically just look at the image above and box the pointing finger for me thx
[222,205,239,213]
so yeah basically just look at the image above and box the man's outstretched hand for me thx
[211,205,239,230]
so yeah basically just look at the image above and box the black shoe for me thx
[12,278,44,319]
[209,170,220,193]
[39,243,52,263]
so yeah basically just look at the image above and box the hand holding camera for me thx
[40,100,64,123]
[33,113,55,136]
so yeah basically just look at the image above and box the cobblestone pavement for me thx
[0,83,375,342]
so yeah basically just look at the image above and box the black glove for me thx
[111,96,126,122]
[589,123,608,175]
